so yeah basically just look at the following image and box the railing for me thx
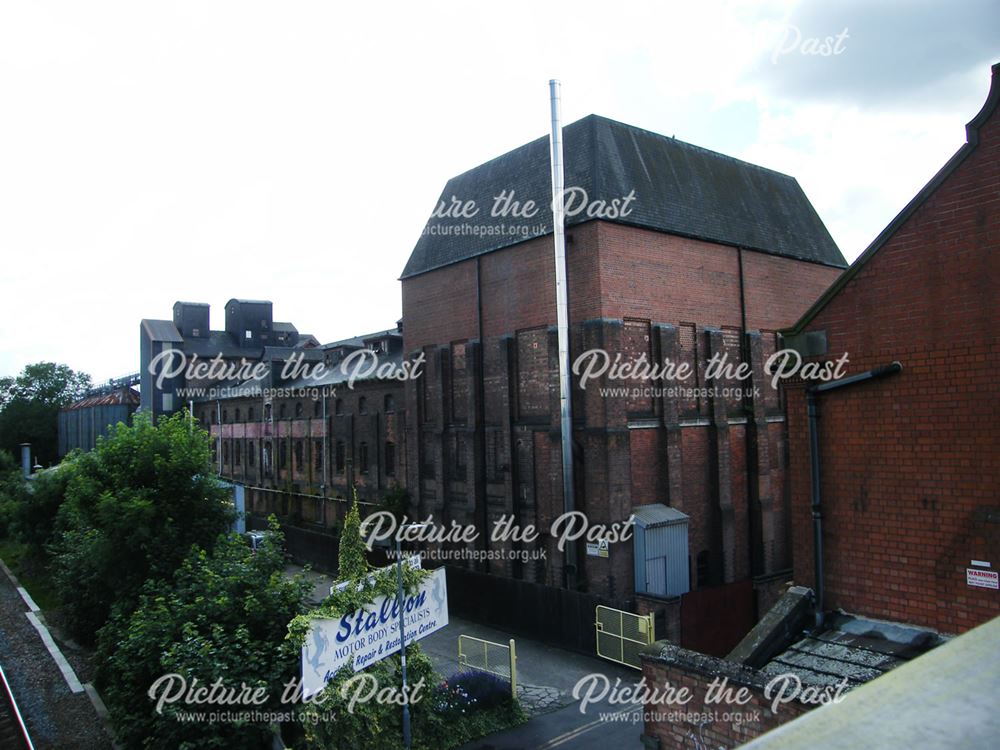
[457,635,517,700]
[85,371,141,397]
[0,661,35,750]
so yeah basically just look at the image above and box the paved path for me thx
[289,564,648,748]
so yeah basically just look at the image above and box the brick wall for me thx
[401,219,844,629]
[786,76,1000,634]
[640,643,810,750]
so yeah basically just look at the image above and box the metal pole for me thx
[321,392,328,526]
[807,389,824,630]
[548,79,577,589]
[397,535,411,750]
[216,400,222,474]
[509,639,517,701]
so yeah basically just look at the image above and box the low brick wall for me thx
[640,641,811,749]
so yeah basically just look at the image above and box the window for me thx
[697,551,711,588]
[384,394,395,413]
[294,440,304,471]
[452,435,466,479]
[248,441,255,467]
[223,442,229,464]
[235,408,241,422]
[279,404,287,419]
[385,442,395,476]
[359,442,369,474]
[335,441,346,473]
[335,398,345,416]
[245,329,252,340]
[314,439,322,471]
[263,442,272,475]
[295,402,303,418]
[279,441,287,469]
[359,397,368,415]
[211,410,217,425]
[234,443,241,466]
[222,409,228,424]
[248,407,255,422]
[264,403,272,422]
[313,400,322,418]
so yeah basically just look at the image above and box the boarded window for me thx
[385,442,395,476]
[516,328,548,419]
[678,323,699,416]
[335,441,345,473]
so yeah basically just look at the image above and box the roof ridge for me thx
[586,113,798,182]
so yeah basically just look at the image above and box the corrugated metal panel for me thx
[645,556,667,595]
[634,503,690,598]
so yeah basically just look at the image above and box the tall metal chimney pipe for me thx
[20,443,31,479]
[549,79,577,589]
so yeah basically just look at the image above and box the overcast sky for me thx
[1,1,997,383]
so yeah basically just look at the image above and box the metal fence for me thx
[457,635,517,699]
[595,605,655,670]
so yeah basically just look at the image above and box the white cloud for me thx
[0,0,994,381]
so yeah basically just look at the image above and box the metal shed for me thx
[632,503,690,598]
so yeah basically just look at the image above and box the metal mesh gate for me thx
[595,605,655,669]
[457,635,517,699]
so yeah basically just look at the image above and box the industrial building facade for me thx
[399,115,846,645]
[137,115,851,650]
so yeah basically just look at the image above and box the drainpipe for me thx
[549,79,577,589]
[216,400,223,475]
[807,361,902,630]
[321,391,328,526]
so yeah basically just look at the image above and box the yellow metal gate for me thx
[595,605,655,670]
[457,635,518,699]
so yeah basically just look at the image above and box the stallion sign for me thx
[300,567,449,698]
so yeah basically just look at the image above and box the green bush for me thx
[97,523,312,750]
[14,460,74,551]
[49,411,234,642]
[0,451,24,538]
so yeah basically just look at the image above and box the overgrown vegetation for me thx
[49,411,234,642]
[290,491,525,750]
[0,411,524,749]
[97,522,312,750]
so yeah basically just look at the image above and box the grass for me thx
[0,538,61,611]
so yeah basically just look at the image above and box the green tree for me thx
[50,410,233,642]
[289,488,440,750]
[0,362,91,467]
[98,522,312,750]
[338,487,368,579]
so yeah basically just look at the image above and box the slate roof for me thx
[401,114,846,279]
[141,319,183,343]
[759,612,944,689]
[320,328,401,351]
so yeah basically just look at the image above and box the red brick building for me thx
[782,64,1000,635]
[401,115,845,646]
[196,326,409,516]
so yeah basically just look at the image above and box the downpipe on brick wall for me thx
[807,361,902,630]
